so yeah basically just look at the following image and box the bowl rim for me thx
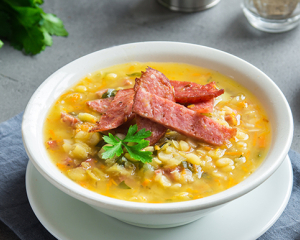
[22,41,293,214]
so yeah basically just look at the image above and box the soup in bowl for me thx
[22,42,293,228]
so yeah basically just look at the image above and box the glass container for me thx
[242,0,300,32]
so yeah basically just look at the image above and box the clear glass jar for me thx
[242,0,300,32]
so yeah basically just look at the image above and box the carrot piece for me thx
[56,163,67,170]
[242,166,248,173]
[100,164,106,169]
[49,129,55,138]
[214,179,221,186]
[111,179,118,186]
[204,146,213,151]
[186,188,198,193]
[106,179,113,195]
[71,93,81,102]
[194,195,203,199]
[246,150,250,159]
[258,133,266,148]
[142,179,151,187]
[79,182,87,188]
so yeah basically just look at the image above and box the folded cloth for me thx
[0,113,55,240]
[259,149,300,240]
[0,112,299,240]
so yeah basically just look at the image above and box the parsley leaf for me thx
[101,124,152,163]
[102,89,117,99]
[124,140,152,163]
[102,134,123,159]
[126,72,142,77]
[118,181,131,189]
[41,13,68,36]
[0,0,68,54]
[123,124,151,143]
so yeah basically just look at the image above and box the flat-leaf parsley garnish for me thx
[0,0,68,55]
[102,124,152,163]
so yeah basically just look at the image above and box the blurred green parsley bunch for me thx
[0,0,68,55]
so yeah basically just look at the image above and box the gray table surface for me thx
[1,0,299,239]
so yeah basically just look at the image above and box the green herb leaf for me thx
[123,140,152,163]
[41,13,68,36]
[0,0,68,55]
[103,133,120,145]
[126,72,142,77]
[123,125,152,143]
[102,124,152,163]
[40,26,52,46]
[102,89,117,99]
[0,11,12,38]
[102,141,123,159]
[118,181,131,189]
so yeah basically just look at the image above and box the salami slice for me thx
[88,80,220,116]
[133,88,236,145]
[134,67,175,102]
[86,97,113,114]
[187,98,214,113]
[90,88,135,132]
[170,81,224,104]
[61,112,80,128]
[134,67,175,145]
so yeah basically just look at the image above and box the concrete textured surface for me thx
[0,0,300,239]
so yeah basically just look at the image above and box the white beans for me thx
[208,148,226,159]
[172,140,180,149]
[215,158,234,168]
[75,131,101,146]
[222,165,235,172]
[159,175,172,187]
[236,130,249,141]
[78,113,97,123]
[143,146,154,152]
[106,73,117,80]
[67,167,87,181]
[165,146,176,154]
[158,152,173,162]
[75,85,87,92]
[185,153,201,165]
[237,142,247,149]
[179,140,190,151]
[186,138,198,148]
[70,142,91,159]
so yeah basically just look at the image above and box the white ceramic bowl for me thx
[22,42,293,228]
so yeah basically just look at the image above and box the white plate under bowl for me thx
[26,156,293,240]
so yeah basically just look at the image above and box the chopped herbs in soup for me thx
[44,62,271,203]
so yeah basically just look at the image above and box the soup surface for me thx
[44,62,271,203]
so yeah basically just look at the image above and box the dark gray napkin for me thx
[0,112,299,240]
[0,112,56,240]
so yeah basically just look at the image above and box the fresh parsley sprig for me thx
[0,0,68,55]
[101,124,153,163]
